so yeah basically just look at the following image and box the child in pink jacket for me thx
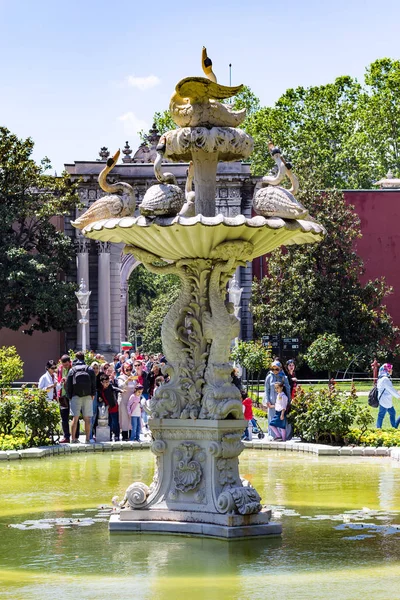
[127,384,143,442]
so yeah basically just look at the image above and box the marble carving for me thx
[72,150,136,229]
[73,47,325,538]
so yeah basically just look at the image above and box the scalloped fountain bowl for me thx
[82,214,325,261]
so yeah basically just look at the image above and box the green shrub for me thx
[346,429,400,447]
[0,394,19,434]
[304,333,348,379]
[0,434,28,451]
[289,386,366,445]
[0,346,23,393]
[17,388,60,445]
[253,407,268,419]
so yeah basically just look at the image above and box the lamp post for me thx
[75,279,91,352]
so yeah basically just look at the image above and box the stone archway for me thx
[120,252,141,340]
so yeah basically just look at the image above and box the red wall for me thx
[253,190,400,327]
[0,328,63,382]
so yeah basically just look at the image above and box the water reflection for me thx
[1,451,400,600]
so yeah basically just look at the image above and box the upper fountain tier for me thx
[160,49,253,217]
[72,47,325,257]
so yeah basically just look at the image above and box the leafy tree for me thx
[231,340,271,399]
[355,58,400,177]
[246,76,368,187]
[0,127,80,334]
[141,277,181,353]
[128,265,181,352]
[251,186,399,366]
[304,334,349,380]
[128,265,163,339]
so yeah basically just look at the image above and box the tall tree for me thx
[0,127,80,334]
[356,58,400,178]
[246,76,368,187]
[251,186,399,366]
[128,264,181,351]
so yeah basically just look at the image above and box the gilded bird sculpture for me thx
[139,137,185,217]
[178,161,196,217]
[169,47,246,128]
[71,150,136,229]
[253,145,309,220]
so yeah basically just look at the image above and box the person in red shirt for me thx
[241,389,253,441]
[98,373,120,441]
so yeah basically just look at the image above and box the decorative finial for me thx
[122,141,133,163]
[146,124,161,148]
[98,147,110,161]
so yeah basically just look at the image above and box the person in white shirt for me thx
[38,360,57,401]
[376,363,400,429]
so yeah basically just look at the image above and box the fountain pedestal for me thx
[79,216,323,539]
[110,418,280,539]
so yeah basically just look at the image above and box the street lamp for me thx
[75,279,91,352]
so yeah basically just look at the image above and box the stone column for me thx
[97,241,112,351]
[76,238,90,350]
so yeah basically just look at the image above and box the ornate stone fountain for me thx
[73,48,324,539]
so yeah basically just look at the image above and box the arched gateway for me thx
[64,129,257,353]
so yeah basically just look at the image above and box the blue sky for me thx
[1,0,400,172]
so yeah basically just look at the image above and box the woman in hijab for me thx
[376,363,400,429]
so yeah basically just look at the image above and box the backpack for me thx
[72,364,92,397]
[368,386,383,408]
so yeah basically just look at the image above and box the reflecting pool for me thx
[1,450,400,600]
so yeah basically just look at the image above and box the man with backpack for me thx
[66,351,96,443]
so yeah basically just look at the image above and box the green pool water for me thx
[1,450,400,600]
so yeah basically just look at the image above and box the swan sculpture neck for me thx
[257,143,299,195]
[99,149,135,199]
[154,137,177,184]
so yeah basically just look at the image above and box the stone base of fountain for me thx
[109,418,282,539]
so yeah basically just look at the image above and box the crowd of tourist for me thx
[37,349,400,445]
[38,350,168,444]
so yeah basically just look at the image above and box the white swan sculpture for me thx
[72,150,136,229]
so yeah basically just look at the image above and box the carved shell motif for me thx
[173,443,202,492]
[173,459,202,492]
[140,183,185,217]
[253,186,308,220]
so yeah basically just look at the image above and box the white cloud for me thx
[126,74,161,91]
[118,112,149,136]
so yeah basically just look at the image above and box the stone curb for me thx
[0,439,397,461]
[0,440,152,460]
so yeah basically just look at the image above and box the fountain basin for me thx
[81,214,325,261]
